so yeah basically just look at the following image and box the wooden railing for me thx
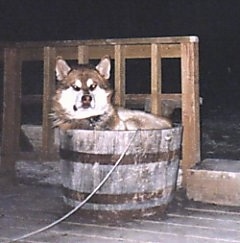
[0,36,200,186]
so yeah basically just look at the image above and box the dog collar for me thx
[88,115,102,128]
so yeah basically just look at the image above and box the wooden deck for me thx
[1,162,240,243]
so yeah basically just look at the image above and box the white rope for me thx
[7,130,139,243]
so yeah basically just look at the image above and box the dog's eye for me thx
[89,83,97,91]
[72,85,81,91]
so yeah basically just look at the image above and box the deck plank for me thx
[1,182,240,243]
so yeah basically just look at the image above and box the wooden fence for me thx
[0,36,200,186]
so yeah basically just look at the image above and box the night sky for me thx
[1,1,240,42]
[1,0,240,117]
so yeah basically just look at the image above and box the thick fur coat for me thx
[51,56,172,130]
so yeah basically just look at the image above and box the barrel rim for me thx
[60,123,182,133]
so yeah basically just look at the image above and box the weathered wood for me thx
[114,45,126,106]
[88,45,114,59]
[1,36,198,49]
[181,40,200,186]
[126,93,181,101]
[151,43,162,115]
[78,45,89,64]
[1,179,240,243]
[187,159,240,206]
[15,44,181,61]
[0,36,200,189]
[0,48,21,177]
[42,47,57,160]
[60,126,182,220]
[1,36,195,61]
[14,36,198,47]
[122,44,180,58]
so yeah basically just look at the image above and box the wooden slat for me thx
[56,46,115,60]
[123,44,180,58]
[0,48,21,177]
[160,44,181,57]
[114,45,125,106]
[9,36,198,48]
[78,46,89,64]
[126,93,181,101]
[124,44,151,58]
[16,44,181,61]
[0,37,198,61]
[151,43,162,115]
[181,41,200,186]
[88,46,114,59]
[42,47,57,160]
[19,47,43,61]
[8,36,197,61]
[56,47,78,60]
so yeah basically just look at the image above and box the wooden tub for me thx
[60,125,182,220]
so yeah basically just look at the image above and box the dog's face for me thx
[54,56,113,120]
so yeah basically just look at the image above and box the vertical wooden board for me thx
[114,45,125,106]
[42,47,56,160]
[151,43,162,115]
[181,41,200,186]
[78,45,89,64]
[0,48,21,175]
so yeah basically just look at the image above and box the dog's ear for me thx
[55,57,71,81]
[96,56,111,80]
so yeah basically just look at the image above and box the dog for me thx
[51,56,172,130]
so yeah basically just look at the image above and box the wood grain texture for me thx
[60,126,182,219]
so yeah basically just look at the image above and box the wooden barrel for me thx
[60,125,182,220]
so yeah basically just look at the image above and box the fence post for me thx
[42,47,56,160]
[0,48,21,180]
[181,39,201,187]
[151,43,162,115]
[78,45,89,64]
[114,45,126,106]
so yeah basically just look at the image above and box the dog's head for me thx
[54,56,113,120]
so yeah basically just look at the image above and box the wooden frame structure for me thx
[0,36,200,186]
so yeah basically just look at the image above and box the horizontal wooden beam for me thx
[0,36,198,49]
[17,44,181,61]
[125,93,182,103]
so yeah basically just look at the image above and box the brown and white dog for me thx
[51,56,172,130]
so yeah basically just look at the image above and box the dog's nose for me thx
[81,94,92,108]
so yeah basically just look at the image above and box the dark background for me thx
[1,0,240,120]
